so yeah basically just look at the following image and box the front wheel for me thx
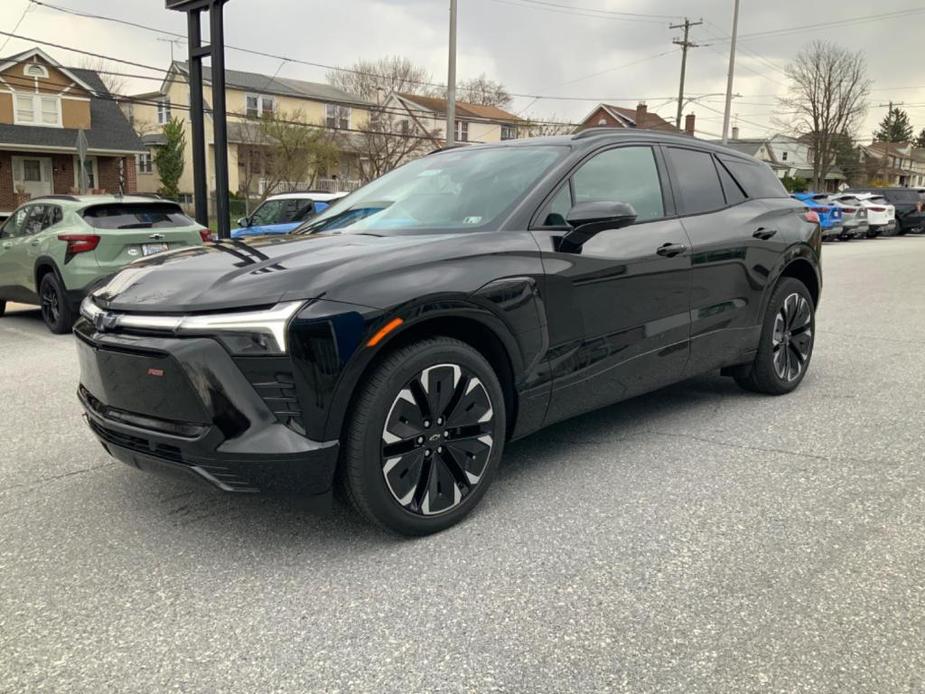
[734,278,815,395]
[39,273,75,334]
[341,337,506,536]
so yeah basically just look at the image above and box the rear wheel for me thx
[39,273,75,334]
[341,337,506,536]
[734,278,815,396]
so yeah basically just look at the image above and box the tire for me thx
[341,337,506,536]
[734,277,815,396]
[39,273,75,335]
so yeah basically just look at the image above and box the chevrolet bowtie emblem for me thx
[94,311,119,332]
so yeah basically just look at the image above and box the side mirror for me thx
[559,201,637,252]
[237,216,250,228]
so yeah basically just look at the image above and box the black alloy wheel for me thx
[734,277,815,395]
[38,273,75,334]
[381,363,495,516]
[342,337,505,535]
[770,292,813,383]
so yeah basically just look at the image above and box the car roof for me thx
[264,192,347,202]
[27,194,181,208]
[433,129,763,165]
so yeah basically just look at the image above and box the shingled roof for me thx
[395,93,523,123]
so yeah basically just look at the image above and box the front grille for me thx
[89,419,184,464]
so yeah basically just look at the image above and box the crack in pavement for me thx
[0,462,116,495]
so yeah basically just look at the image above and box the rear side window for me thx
[572,146,665,221]
[715,158,747,205]
[666,147,725,215]
[82,203,195,229]
[718,156,787,199]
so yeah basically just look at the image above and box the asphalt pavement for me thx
[2,236,924,693]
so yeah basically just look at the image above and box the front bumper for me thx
[75,320,339,495]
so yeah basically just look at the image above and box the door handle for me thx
[753,227,778,240]
[656,242,687,258]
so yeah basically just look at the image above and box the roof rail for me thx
[572,127,632,140]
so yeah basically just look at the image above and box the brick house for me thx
[0,48,144,217]
[578,102,696,136]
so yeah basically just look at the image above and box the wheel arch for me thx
[337,312,522,443]
[778,256,820,308]
[33,255,64,292]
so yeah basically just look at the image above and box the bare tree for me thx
[232,117,273,214]
[351,108,439,183]
[779,41,871,190]
[258,110,340,195]
[455,74,512,108]
[522,116,576,138]
[327,56,432,101]
[78,56,126,96]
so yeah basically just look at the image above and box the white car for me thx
[830,193,895,238]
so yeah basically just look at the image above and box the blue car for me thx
[232,192,348,239]
[790,193,843,240]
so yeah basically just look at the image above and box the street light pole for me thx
[446,0,457,147]
[721,0,740,144]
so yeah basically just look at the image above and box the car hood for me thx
[89,232,458,313]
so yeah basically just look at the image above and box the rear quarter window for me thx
[718,156,787,199]
[81,203,195,229]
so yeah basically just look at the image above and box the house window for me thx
[138,152,154,175]
[455,120,469,142]
[246,94,275,119]
[325,104,351,130]
[781,151,788,161]
[501,124,516,141]
[157,98,171,125]
[23,160,42,182]
[14,93,61,127]
[400,120,410,135]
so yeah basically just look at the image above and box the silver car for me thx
[828,195,869,240]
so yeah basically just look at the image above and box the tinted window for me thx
[572,146,664,221]
[82,203,194,229]
[251,199,315,226]
[719,156,787,199]
[666,147,725,215]
[716,158,747,205]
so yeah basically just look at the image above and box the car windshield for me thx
[294,145,567,235]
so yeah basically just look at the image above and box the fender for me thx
[288,285,550,443]
[33,254,63,292]
[757,241,822,320]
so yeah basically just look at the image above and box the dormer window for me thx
[14,93,62,127]
[24,63,49,79]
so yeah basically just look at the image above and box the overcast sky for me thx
[2,0,924,140]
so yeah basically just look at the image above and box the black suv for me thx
[76,131,822,535]
[847,187,925,235]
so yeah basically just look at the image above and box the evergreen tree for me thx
[873,104,914,142]
[155,118,186,200]
[914,128,925,149]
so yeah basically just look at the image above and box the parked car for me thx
[791,193,843,241]
[826,195,869,240]
[0,195,208,333]
[232,192,348,239]
[845,188,924,235]
[832,192,895,237]
[76,131,821,535]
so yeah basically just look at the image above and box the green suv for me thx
[0,195,209,333]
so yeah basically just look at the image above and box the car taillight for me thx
[812,206,829,213]
[842,207,856,213]
[58,234,100,255]
[869,206,885,212]
[199,228,215,243]
[803,210,820,224]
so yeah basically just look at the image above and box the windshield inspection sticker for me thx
[463,216,483,225]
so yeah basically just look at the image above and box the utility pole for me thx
[670,18,702,130]
[446,0,457,147]
[721,0,740,144]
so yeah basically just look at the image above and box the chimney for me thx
[731,126,740,140]
[635,102,647,129]
[684,113,696,136]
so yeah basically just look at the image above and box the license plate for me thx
[142,243,168,256]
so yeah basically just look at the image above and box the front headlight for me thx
[80,297,304,354]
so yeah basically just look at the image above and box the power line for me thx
[480,0,679,23]
[0,1,33,54]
